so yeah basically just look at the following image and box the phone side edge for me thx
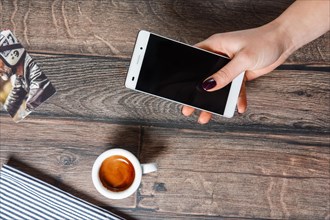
[223,72,245,118]
[125,30,150,90]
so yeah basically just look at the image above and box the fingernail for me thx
[202,78,216,91]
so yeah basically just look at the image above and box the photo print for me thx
[0,30,56,122]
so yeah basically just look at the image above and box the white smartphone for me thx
[125,30,245,118]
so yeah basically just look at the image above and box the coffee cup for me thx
[92,148,157,199]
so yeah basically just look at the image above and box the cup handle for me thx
[141,163,157,174]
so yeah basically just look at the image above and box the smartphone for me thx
[125,30,244,118]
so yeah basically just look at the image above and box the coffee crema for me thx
[99,155,135,192]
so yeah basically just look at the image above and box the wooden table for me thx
[1,1,329,219]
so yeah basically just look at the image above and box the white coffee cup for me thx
[92,148,157,200]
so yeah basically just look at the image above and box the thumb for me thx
[202,52,250,91]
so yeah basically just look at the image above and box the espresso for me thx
[99,155,135,192]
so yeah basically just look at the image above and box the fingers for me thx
[195,37,218,51]
[237,78,247,113]
[198,111,212,124]
[202,52,251,92]
[245,70,260,81]
[196,35,248,92]
[195,34,231,57]
[182,105,212,124]
[181,105,195,116]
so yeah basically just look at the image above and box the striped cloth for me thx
[0,165,124,220]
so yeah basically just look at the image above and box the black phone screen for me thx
[136,34,231,115]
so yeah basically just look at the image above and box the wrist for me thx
[268,0,330,58]
[266,18,297,59]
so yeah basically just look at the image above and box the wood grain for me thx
[0,116,141,209]
[0,0,328,64]
[0,0,329,219]
[138,127,330,219]
[1,116,328,219]
[3,54,327,132]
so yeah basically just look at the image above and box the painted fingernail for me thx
[202,78,216,91]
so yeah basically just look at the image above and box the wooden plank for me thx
[0,116,141,209]
[1,0,328,64]
[0,117,329,219]
[124,210,232,220]
[2,54,327,132]
[138,127,330,219]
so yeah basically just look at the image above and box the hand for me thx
[182,21,293,124]
[182,0,330,124]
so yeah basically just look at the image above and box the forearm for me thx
[271,0,329,54]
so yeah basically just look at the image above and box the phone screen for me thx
[136,34,231,115]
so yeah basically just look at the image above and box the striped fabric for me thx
[0,165,124,220]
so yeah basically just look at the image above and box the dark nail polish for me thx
[202,78,216,91]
